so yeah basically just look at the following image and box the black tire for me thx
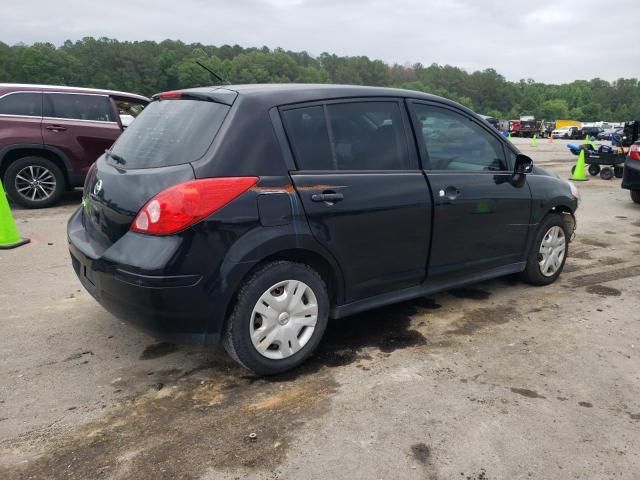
[223,260,329,375]
[614,166,624,178]
[520,214,569,286]
[600,167,613,180]
[631,190,640,204]
[588,164,600,176]
[3,156,65,208]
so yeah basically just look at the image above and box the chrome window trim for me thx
[42,116,118,125]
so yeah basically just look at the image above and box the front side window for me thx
[283,101,413,171]
[0,92,42,117]
[44,93,116,122]
[413,104,507,172]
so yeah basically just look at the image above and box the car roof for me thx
[0,83,149,102]
[177,83,466,110]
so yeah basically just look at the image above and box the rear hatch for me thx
[82,91,233,246]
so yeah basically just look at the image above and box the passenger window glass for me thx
[327,102,412,170]
[414,105,507,172]
[282,106,333,170]
[45,93,115,122]
[0,92,42,117]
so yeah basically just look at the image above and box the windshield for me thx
[110,99,229,169]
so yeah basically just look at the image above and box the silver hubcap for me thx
[15,165,56,201]
[250,280,318,360]
[538,226,566,277]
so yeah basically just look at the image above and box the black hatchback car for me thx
[68,84,579,374]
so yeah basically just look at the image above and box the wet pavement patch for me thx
[579,237,611,248]
[510,387,546,399]
[306,301,429,370]
[448,287,491,300]
[411,443,431,464]
[0,369,338,479]
[578,401,593,408]
[586,285,622,296]
[570,264,640,287]
[448,306,517,336]
[139,342,180,360]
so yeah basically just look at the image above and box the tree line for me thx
[1,37,639,121]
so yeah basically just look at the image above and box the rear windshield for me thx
[110,99,229,168]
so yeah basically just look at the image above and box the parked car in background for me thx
[0,84,149,208]
[552,126,581,139]
[580,126,602,139]
[597,127,621,140]
[68,84,579,374]
[622,141,640,203]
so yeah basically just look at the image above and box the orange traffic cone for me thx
[549,132,554,143]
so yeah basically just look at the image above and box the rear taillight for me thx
[131,177,258,235]
[158,90,182,100]
[629,144,640,161]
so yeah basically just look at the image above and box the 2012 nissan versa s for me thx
[68,84,579,375]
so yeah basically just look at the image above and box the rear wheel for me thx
[520,214,568,286]
[223,261,329,375]
[588,164,600,176]
[3,156,65,208]
[600,167,613,180]
[631,190,640,204]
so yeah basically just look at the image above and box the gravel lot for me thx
[1,137,639,479]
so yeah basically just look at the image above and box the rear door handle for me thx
[311,191,344,203]
[46,125,67,132]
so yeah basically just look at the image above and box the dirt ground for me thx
[1,137,639,480]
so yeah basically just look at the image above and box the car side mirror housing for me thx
[514,154,534,175]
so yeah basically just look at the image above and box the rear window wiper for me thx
[105,150,126,165]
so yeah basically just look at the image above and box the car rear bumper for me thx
[67,208,223,344]
[622,158,640,191]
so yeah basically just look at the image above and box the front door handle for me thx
[311,191,344,203]
[46,125,67,132]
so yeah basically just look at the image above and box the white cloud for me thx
[2,0,639,83]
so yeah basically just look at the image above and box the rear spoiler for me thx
[152,88,237,106]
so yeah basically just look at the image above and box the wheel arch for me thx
[0,145,75,186]
[218,246,345,337]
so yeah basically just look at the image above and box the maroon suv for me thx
[0,84,148,208]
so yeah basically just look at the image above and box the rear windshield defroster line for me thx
[109,99,230,169]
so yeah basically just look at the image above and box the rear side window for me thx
[44,93,116,122]
[283,101,413,171]
[0,92,42,117]
[110,99,230,168]
[327,102,411,170]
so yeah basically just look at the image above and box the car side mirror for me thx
[514,154,534,175]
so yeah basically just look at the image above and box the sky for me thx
[3,0,639,84]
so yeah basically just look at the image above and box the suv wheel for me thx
[631,190,640,204]
[521,214,568,286]
[4,156,65,208]
[223,261,329,375]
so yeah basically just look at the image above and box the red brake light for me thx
[158,90,182,100]
[629,144,640,161]
[131,177,258,235]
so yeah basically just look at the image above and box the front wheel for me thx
[223,261,329,375]
[600,167,613,180]
[520,214,568,286]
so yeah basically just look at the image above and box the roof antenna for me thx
[195,60,231,86]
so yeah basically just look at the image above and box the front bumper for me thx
[67,208,222,344]
[622,158,640,191]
